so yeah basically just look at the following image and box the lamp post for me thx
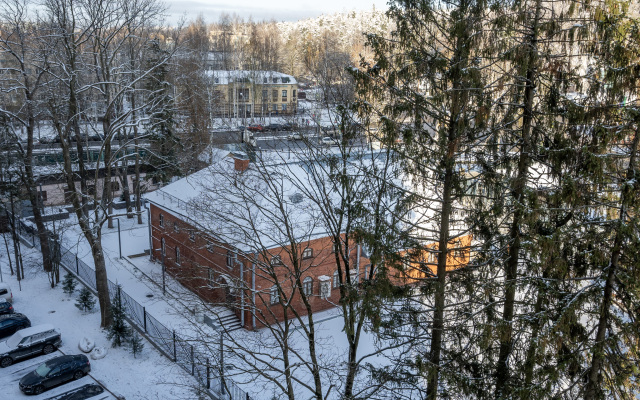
[116,218,122,259]
[155,247,166,295]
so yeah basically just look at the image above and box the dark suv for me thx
[20,354,91,395]
[0,324,62,368]
[0,299,14,315]
[0,313,30,339]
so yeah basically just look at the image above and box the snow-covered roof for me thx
[145,149,399,253]
[205,70,297,85]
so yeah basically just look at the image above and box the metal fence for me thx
[15,217,252,400]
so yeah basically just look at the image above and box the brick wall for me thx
[150,202,472,330]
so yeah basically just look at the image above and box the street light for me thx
[155,247,166,295]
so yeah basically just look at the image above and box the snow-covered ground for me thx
[7,197,396,399]
[0,230,215,400]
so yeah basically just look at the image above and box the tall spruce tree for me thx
[353,0,496,397]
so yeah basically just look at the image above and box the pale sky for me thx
[162,0,389,24]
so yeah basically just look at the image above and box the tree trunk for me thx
[584,129,638,400]
[494,1,541,397]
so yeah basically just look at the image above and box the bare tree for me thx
[41,0,170,327]
[0,0,56,283]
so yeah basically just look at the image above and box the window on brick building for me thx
[453,240,464,258]
[208,268,215,287]
[333,270,339,288]
[270,255,282,266]
[175,247,181,265]
[349,269,358,284]
[270,286,279,305]
[320,280,330,299]
[227,250,236,267]
[302,277,313,297]
[189,230,195,242]
[206,241,214,253]
[302,247,313,259]
[159,213,164,227]
[173,222,179,232]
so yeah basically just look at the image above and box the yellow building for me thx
[207,70,298,118]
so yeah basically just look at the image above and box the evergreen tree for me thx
[62,272,77,295]
[144,38,178,182]
[75,288,96,312]
[129,331,144,358]
[353,0,497,397]
[107,288,131,348]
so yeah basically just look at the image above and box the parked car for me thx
[55,384,104,400]
[0,282,12,302]
[263,123,282,131]
[0,313,30,339]
[287,132,304,141]
[19,354,91,395]
[247,124,264,132]
[321,136,338,146]
[280,123,293,131]
[0,324,62,368]
[0,299,14,315]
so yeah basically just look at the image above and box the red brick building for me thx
[146,152,471,330]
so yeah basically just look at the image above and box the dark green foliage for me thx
[75,287,95,312]
[129,331,144,358]
[107,289,131,348]
[62,272,77,295]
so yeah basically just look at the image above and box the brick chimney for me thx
[234,157,250,172]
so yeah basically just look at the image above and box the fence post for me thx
[75,255,79,275]
[143,307,147,333]
[173,330,177,362]
[191,345,194,375]
[206,358,210,389]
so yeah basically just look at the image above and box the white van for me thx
[0,283,12,303]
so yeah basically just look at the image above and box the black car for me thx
[0,324,62,368]
[0,313,30,339]
[0,299,14,315]
[55,384,104,400]
[19,354,91,395]
[264,123,283,131]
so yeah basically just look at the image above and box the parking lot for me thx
[0,350,115,400]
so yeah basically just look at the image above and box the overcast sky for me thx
[162,0,389,24]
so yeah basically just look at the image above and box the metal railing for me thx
[15,217,252,400]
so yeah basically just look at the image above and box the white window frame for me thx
[189,230,195,242]
[270,255,282,266]
[302,277,313,297]
[175,247,181,265]
[159,213,164,227]
[207,268,215,287]
[302,247,313,259]
[270,286,279,305]
[227,250,236,267]
[320,281,330,299]
[333,270,339,289]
